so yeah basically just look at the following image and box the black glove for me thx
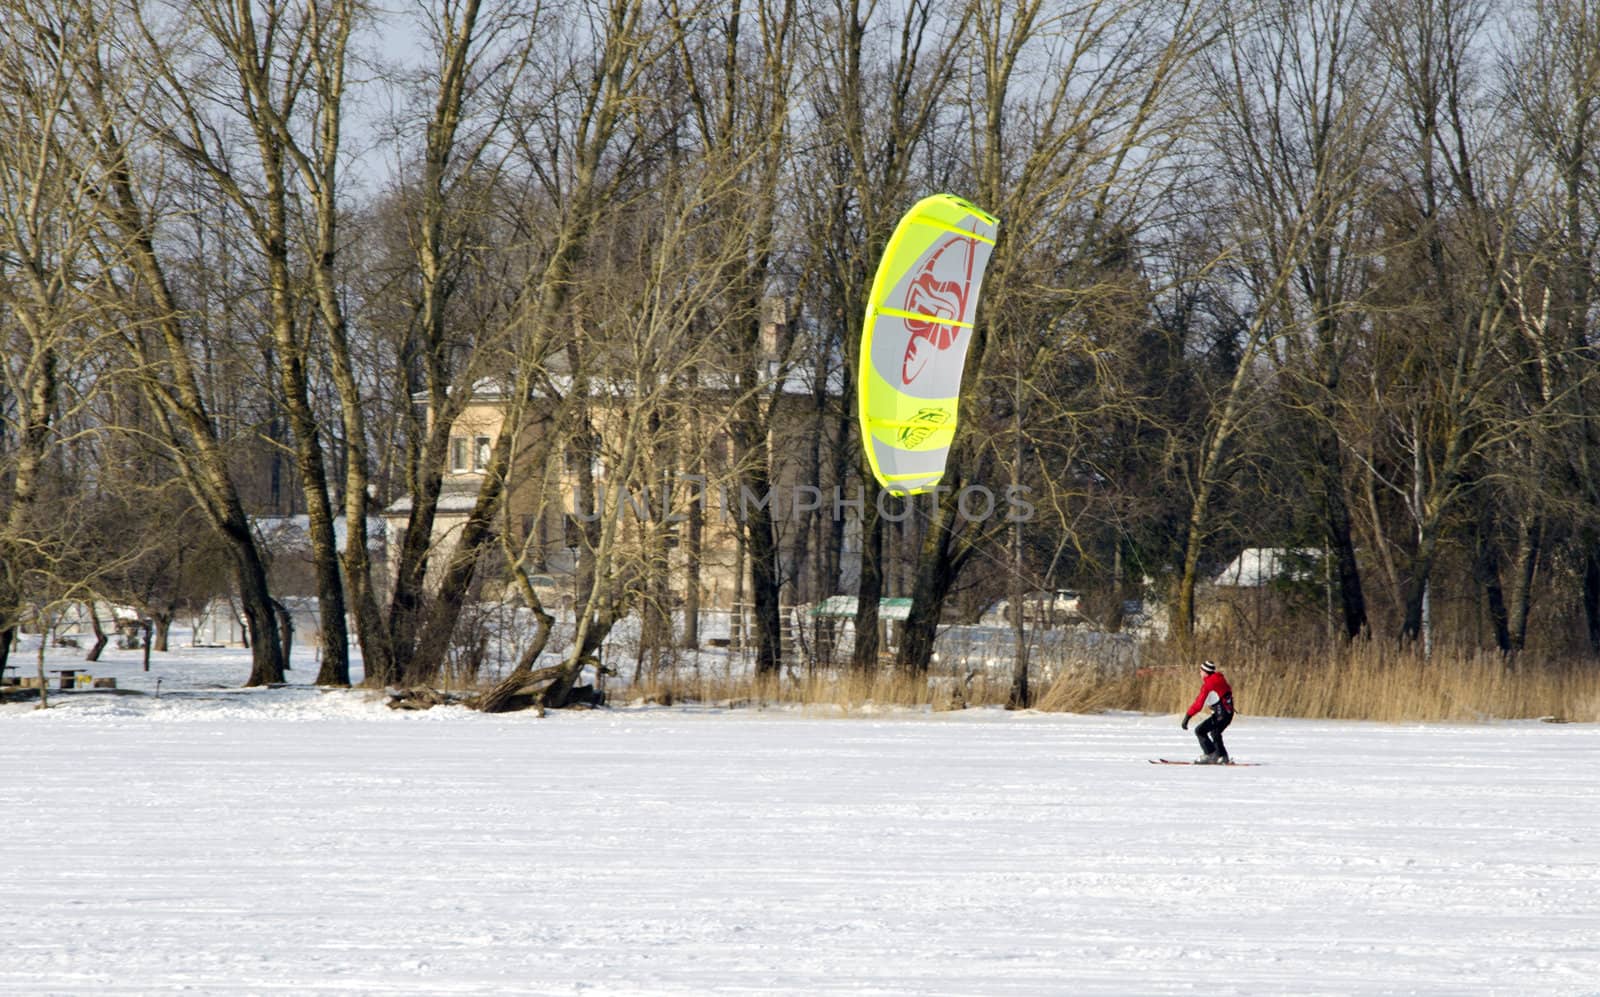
[1180,715,1190,730]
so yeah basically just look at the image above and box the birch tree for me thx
[1362,0,1527,646]
[1503,0,1600,655]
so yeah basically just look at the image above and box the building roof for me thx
[411,359,845,407]
[381,480,484,518]
[809,596,914,621]
[1212,548,1317,587]
[252,515,386,553]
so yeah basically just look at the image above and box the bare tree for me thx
[799,0,972,671]
[112,0,365,683]
[0,1,137,677]
[360,0,536,684]
[404,0,676,685]
[57,0,291,684]
[896,0,1213,670]
[662,0,801,676]
[1359,0,1529,647]
[1206,0,1392,642]
[479,160,766,710]
[1503,0,1600,655]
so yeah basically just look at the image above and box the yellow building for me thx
[381,318,848,614]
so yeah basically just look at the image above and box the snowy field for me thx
[4,641,1600,995]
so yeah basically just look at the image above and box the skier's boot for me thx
[1195,753,1217,764]
[1213,753,1230,765]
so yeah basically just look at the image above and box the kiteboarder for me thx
[1181,660,1235,764]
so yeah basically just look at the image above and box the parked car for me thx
[979,590,1084,627]
[500,573,574,611]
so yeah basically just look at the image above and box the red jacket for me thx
[1186,672,1235,719]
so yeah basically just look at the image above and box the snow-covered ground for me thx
[3,640,1599,995]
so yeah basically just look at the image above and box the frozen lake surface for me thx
[3,643,1598,995]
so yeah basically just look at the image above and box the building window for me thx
[450,435,493,473]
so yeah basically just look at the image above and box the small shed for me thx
[805,596,914,658]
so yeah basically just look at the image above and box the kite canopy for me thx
[858,194,999,495]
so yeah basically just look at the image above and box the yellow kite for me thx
[858,194,999,495]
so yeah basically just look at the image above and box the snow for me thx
[4,640,1599,994]
[1213,547,1317,588]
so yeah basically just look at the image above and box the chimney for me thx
[760,295,787,359]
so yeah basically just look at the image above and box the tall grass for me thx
[620,666,1000,713]
[600,637,1600,723]
[1037,638,1600,723]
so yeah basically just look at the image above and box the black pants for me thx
[1195,710,1232,759]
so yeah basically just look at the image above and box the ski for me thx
[1149,759,1262,766]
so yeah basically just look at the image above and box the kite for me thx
[857,193,999,495]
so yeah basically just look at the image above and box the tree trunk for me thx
[639,517,674,683]
[680,473,702,650]
[274,601,295,674]
[85,606,108,663]
[817,394,853,667]
[1175,481,1212,647]
[1472,530,1512,653]
[1505,520,1539,652]
[272,354,348,682]
[1400,529,1442,647]
[851,488,884,672]
[477,606,556,714]
[897,489,967,676]
[1583,543,1600,656]
[35,631,48,710]
[1008,447,1029,709]
[405,430,544,684]
[226,523,286,686]
[1320,445,1368,640]
[382,452,450,685]
[406,512,491,685]
[739,464,784,676]
[262,163,351,686]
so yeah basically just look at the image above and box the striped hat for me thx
[1201,660,1217,674]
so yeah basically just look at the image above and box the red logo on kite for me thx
[901,235,977,385]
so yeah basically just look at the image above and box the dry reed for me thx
[600,638,1600,724]
[1039,639,1600,724]
[613,664,1015,713]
